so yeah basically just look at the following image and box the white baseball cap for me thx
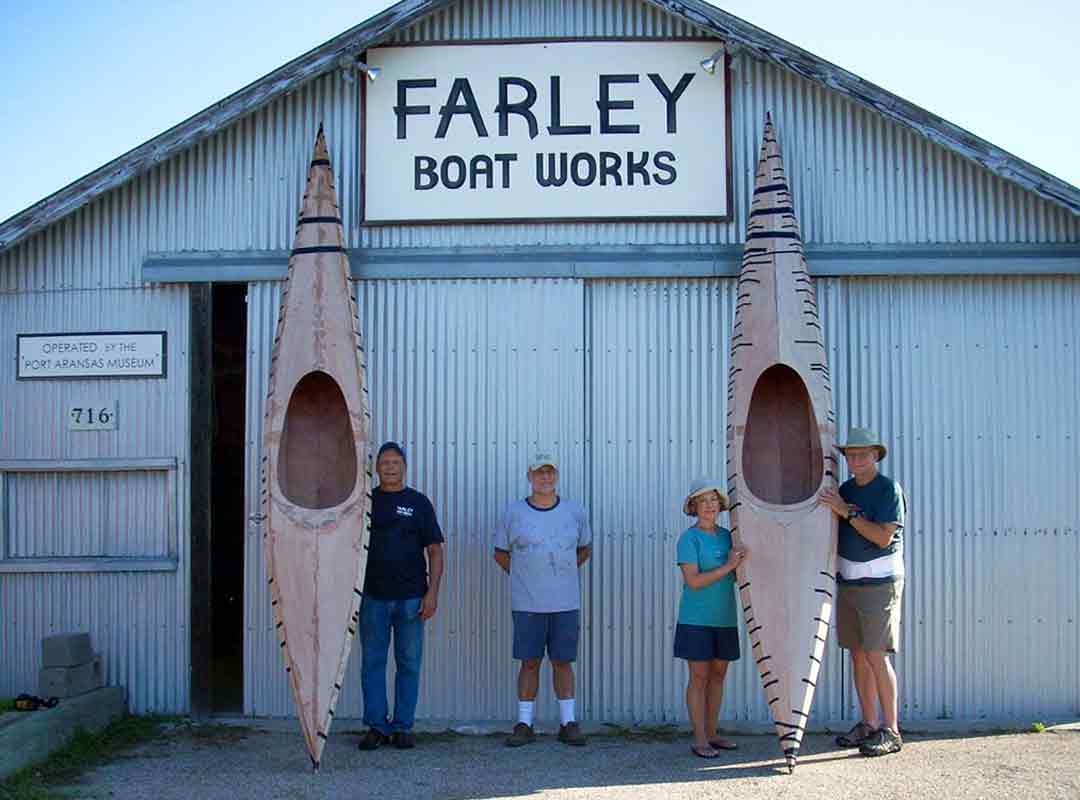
[528,452,559,471]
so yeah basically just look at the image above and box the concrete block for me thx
[39,655,104,698]
[41,632,93,668]
[0,686,127,781]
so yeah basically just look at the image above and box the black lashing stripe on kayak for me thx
[311,159,331,167]
[317,731,328,740]
[354,588,363,596]
[275,621,283,629]
[291,245,346,255]
[802,678,816,687]
[745,617,755,625]
[334,683,341,690]
[738,581,750,590]
[298,216,343,225]
[791,710,809,717]
[279,640,286,648]
[820,571,836,581]
[753,183,789,194]
[809,655,821,664]
[746,231,802,241]
[814,588,833,598]
[750,206,794,216]
[780,732,800,742]
[775,721,802,729]
[813,617,829,625]
[748,625,762,636]
[756,655,771,664]
[769,697,779,705]
[763,679,779,689]
[760,671,771,678]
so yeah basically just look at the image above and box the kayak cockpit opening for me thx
[742,364,823,505]
[279,370,358,510]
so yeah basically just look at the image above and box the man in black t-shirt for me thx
[357,441,444,751]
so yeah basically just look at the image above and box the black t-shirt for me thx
[363,486,444,600]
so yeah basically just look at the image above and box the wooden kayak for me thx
[726,114,838,773]
[261,126,372,770]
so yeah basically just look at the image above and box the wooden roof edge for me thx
[2,0,1077,255]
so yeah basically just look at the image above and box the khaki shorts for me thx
[836,579,904,653]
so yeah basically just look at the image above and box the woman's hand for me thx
[725,547,748,570]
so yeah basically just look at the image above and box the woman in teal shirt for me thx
[675,478,748,758]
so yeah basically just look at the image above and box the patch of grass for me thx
[0,714,166,800]
[1030,721,1047,733]
[0,699,14,716]
[597,723,683,742]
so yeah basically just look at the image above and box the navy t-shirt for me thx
[363,486,444,600]
[837,472,905,585]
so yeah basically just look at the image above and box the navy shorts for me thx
[512,610,580,662]
[673,624,741,662]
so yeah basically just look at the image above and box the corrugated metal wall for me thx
[0,287,190,712]
[1,0,1078,722]
[244,273,1079,724]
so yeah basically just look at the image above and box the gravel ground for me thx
[62,723,1080,800]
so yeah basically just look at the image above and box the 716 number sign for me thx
[67,402,118,431]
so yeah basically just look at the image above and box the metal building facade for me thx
[1,0,1077,721]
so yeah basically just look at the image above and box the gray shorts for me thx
[512,610,580,662]
[836,579,904,653]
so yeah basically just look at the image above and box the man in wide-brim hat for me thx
[821,427,907,758]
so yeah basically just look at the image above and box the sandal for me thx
[708,737,738,750]
[691,744,721,759]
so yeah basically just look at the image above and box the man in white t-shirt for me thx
[493,453,592,747]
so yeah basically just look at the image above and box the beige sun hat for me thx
[836,427,887,462]
[682,478,730,516]
[528,452,558,471]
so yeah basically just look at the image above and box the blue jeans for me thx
[360,596,424,734]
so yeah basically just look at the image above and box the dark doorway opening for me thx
[208,283,248,712]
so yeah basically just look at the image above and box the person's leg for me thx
[360,597,393,736]
[389,597,425,734]
[686,660,713,753]
[851,648,882,728]
[705,659,730,744]
[517,658,542,701]
[551,659,575,700]
[864,650,898,732]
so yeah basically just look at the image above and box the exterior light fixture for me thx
[700,48,725,74]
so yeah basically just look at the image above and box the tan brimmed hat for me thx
[836,427,887,462]
[683,478,729,515]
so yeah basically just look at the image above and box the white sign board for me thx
[363,41,730,223]
[17,332,167,379]
[67,402,118,431]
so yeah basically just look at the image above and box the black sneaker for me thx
[558,721,587,746]
[358,729,388,750]
[392,731,416,749]
[505,722,536,747]
[860,727,902,757]
[835,721,876,748]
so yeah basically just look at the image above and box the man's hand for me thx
[420,590,438,620]
[820,487,851,519]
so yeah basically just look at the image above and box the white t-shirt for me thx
[493,497,592,612]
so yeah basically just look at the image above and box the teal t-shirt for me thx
[676,526,738,628]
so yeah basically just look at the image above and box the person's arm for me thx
[420,542,444,620]
[679,547,747,590]
[493,549,511,573]
[576,546,591,567]
[821,487,899,548]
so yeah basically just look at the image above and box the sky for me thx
[2,0,1077,224]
